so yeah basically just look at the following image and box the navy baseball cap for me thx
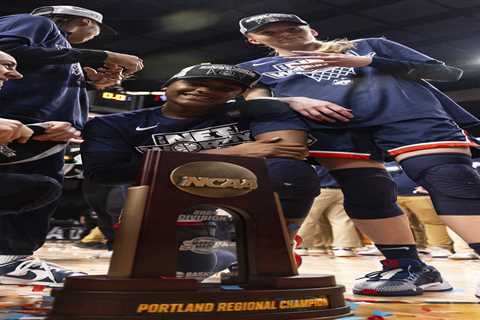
[31,5,117,35]
[239,13,308,35]
[164,63,261,88]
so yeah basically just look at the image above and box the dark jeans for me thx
[82,179,128,245]
[0,151,64,255]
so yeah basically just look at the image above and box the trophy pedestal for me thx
[48,152,351,320]
[48,275,350,320]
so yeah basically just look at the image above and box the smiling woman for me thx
[162,79,244,118]
[80,64,320,280]
[0,51,22,88]
[237,12,480,299]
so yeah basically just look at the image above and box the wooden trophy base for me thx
[48,275,351,320]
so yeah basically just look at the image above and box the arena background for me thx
[1,2,480,319]
[2,0,480,235]
[2,0,480,114]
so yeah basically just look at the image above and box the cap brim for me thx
[244,20,307,34]
[163,76,249,89]
[99,23,118,36]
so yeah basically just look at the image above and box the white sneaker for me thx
[294,248,310,256]
[357,246,382,256]
[308,248,327,255]
[428,247,453,258]
[294,248,327,256]
[449,252,479,260]
[332,248,357,257]
[0,258,86,287]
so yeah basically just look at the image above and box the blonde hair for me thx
[315,39,356,53]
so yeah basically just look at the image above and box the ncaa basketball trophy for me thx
[48,150,351,319]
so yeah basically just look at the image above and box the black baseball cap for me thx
[31,5,117,35]
[164,63,261,88]
[239,13,308,35]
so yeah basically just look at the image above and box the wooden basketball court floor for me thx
[1,242,479,320]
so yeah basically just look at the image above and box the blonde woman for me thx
[237,13,480,297]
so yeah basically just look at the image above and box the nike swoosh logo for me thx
[136,124,159,131]
[381,247,411,251]
[252,61,274,66]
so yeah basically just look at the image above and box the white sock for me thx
[0,255,29,265]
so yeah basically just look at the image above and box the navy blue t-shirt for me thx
[81,99,307,184]
[238,37,479,129]
[0,14,88,128]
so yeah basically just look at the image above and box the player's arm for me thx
[1,39,141,74]
[81,118,140,185]
[289,38,462,82]
[368,56,463,82]
[203,132,308,159]
[0,17,142,73]
[243,86,353,123]
[0,17,103,67]
[367,37,463,81]
[243,86,272,99]
[203,99,309,159]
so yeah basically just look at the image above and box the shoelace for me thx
[14,259,76,282]
[359,265,418,283]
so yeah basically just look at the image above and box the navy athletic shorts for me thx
[308,118,478,160]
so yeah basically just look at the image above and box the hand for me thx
[84,66,123,89]
[0,118,33,144]
[413,186,429,194]
[32,121,81,142]
[104,51,144,75]
[287,51,372,70]
[220,137,309,159]
[284,96,353,123]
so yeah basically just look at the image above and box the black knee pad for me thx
[329,167,403,219]
[400,153,480,214]
[266,158,321,219]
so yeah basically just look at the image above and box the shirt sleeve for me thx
[0,15,107,67]
[366,37,463,82]
[239,99,308,137]
[0,40,82,66]
[0,15,55,45]
[81,117,141,185]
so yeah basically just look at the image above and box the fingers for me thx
[259,137,282,143]
[105,52,144,76]
[289,58,344,70]
[15,126,34,144]
[83,67,101,82]
[32,122,81,142]
[123,60,144,75]
[0,119,33,144]
[321,105,354,122]
[328,104,354,118]
[298,102,353,123]
[266,147,309,159]
[33,129,81,141]
[69,138,84,144]
[298,108,336,123]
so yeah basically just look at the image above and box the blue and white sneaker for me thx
[0,258,86,287]
[353,259,452,296]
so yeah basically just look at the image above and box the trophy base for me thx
[48,275,351,320]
